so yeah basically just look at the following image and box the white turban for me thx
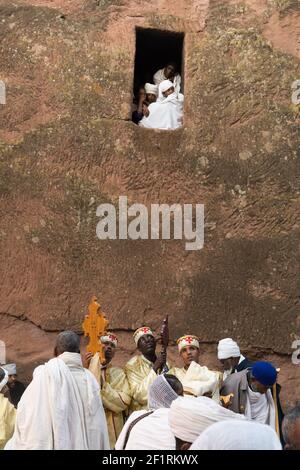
[2,363,17,375]
[169,396,245,443]
[148,375,179,410]
[190,420,282,450]
[0,366,8,392]
[217,338,241,360]
[159,80,174,94]
[145,83,158,96]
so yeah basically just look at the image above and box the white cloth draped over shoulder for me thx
[5,352,110,450]
[245,386,276,429]
[139,80,184,130]
[115,408,175,450]
[169,396,246,444]
[190,419,282,450]
[153,68,181,95]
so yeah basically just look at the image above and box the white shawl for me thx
[153,68,181,94]
[5,352,110,450]
[139,92,184,130]
[115,408,175,450]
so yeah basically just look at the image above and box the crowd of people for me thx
[0,328,299,450]
[132,62,184,130]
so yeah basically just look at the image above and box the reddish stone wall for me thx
[0,0,300,407]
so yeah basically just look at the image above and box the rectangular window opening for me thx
[132,27,185,130]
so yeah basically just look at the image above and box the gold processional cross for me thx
[82,296,109,364]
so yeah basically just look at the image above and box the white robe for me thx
[139,92,184,130]
[245,386,276,429]
[153,69,181,95]
[115,408,175,450]
[5,352,110,450]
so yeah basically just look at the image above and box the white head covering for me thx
[133,326,154,345]
[177,335,200,353]
[190,419,282,450]
[218,338,241,360]
[148,375,179,410]
[159,79,174,95]
[145,83,158,96]
[169,396,245,443]
[3,363,17,375]
[100,333,118,348]
[0,366,9,392]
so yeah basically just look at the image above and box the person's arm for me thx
[0,398,16,449]
[101,369,131,414]
[125,362,157,407]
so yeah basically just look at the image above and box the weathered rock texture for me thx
[0,0,300,407]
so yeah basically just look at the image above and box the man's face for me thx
[7,374,17,388]
[251,378,269,394]
[146,93,156,104]
[220,358,234,372]
[180,345,200,367]
[285,420,300,450]
[103,341,116,364]
[138,334,156,356]
[164,65,175,79]
[162,86,175,98]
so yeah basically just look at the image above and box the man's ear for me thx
[284,443,291,450]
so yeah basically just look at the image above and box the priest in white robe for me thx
[5,331,110,450]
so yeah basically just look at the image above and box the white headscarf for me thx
[190,419,282,450]
[145,83,158,96]
[218,338,241,360]
[158,80,175,102]
[148,375,179,410]
[0,366,9,392]
[3,363,17,375]
[169,396,245,443]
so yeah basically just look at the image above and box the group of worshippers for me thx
[132,62,184,130]
[1,329,300,450]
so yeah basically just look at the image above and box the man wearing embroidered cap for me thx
[125,326,169,413]
[221,360,285,444]
[87,332,131,448]
[170,335,220,402]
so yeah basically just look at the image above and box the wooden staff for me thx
[160,315,169,374]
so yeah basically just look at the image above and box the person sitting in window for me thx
[139,80,184,130]
[132,84,158,125]
[153,62,181,95]
[132,86,146,125]
[145,83,158,104]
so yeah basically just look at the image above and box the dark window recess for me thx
[133,27,184,96]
